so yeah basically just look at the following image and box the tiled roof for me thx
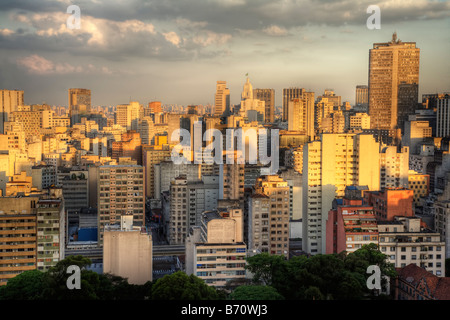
[397,264,450,300]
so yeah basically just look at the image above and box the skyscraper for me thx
[436,94,450,137]
[254,88,275,123]
[288,93,315,140]
[368,33,420,131]
[214,81,230,117]
[0,89,24,134]
[302,133,381,255]
[68,88,91,125]
[355,85,369,112]
[97,165,145,245]
[283,88,304,121]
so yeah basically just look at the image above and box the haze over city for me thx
[0,0,449,107]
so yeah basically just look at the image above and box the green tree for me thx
[151,271,221,300]
[344,243,397,298]
[245,253,288,286]
[42,255,100,300]
[303,286,324,300]
[0,269,46,300]
[229,285,284,300]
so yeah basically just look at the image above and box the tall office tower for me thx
[185,206,246,290]
[214,81,230,117]
[138,116,155,145]
[167,113,181,144]
[103,215,152,285]
[302,133,381,255]
[380,146,409,189]
[97,165,145,245]
[68,88,91,125]
[437,94,450,137]
[240,78,265,122]
[368,33,420,131]
[253,88,275,123]
[252,175,290,258]
[283,88,304,121]
[355,85,369,112]
[115,101,143,131]
[288,94,315,140]
[397,83,420,131]
[0,90,24,134]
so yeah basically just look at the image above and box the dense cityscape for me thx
[0,0,450,308]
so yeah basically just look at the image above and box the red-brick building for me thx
[363,188,414,221]
[396,264,450,300]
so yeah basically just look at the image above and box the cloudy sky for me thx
[0,0,449,107]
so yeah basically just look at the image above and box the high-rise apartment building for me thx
[288,93,315,140]
[283,88,304,121]
[368,33,420,131]
[0,89,24,134]
[408,170,430,206]
[253,88,275,123]
[97,165,145,245]
[253,175,290,258]
[219,162,245,202]
[167,175,219,245]
[68,88,91,125]
[142,144,171,199]
[214,81,230,117]
[380,146,409,189]
[0,188,64,285]
[436,94,450,137]
[302,133,381,254]
[317,90,341,108]
[115,102,143,131]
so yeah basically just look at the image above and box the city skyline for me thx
[0,0,449,107]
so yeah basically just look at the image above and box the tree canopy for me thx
[244,244,397,300]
